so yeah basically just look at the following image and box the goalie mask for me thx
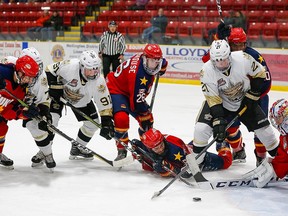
[80,50,101,80]
[142,44,163,75]
[142,128,165,154]
[210,40,232,73]
[269,98,288,135]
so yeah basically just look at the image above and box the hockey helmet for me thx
[228,28,247,43]
[15,55,39,77]
[142,128,164,149]
[142,44,163,75]
[209,40,232,73]
[79,50,102,80]
[20,47,43,75]
[269,99,288,135]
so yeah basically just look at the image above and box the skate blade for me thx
[233,159,246,163]
[0,164,14,170]
[31,161,44,168]
[69,155,94,161]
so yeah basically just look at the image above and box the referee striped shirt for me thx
[98,31,126,56]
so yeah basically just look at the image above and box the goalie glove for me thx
[100,116,115,140]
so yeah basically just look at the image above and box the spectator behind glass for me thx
[140,8,168,43]
[207,10,247,44]
[128,0,148,10]
[40,11,63,41]
[27,10,51,41]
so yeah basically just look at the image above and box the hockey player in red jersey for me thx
[131,128,232,177]
[106,44,168,161]
[0,55,40,169]
[245,99,288,187]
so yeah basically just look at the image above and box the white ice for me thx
[1,83,288,216]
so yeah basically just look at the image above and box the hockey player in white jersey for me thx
[1,47,55,169]
[188,40,279,171]
[31,50,114,163]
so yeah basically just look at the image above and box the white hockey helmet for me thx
[209,40,231,73]
[20,47,43,73]
[79,50,101,80]
[269,98,288,135]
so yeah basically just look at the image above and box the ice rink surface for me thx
[1,83,288,216]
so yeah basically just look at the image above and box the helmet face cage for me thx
[143,44,163,75]
[210,40,232,73]
[269,99,288,135]
[80,50,101,80]
[15,55,39,87]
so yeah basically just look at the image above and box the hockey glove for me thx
[0,74,6,89]
[49,85,64,102]
[100,116,115,140]
[241,90,261,111]
[22,104,40,119]
[153,159,164,173]
[212,117,227,143]
[38,104,52,132]
[217,22,231,39]
[138,112,154,131]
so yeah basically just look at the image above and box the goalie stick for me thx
[152,106,247,199]
[3,89,133,168]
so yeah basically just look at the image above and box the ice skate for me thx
[232,144,246,163]
[31,150,45,167]
[44,153,56,172]
[69,144,94,160]
[114,149,127,161]
[0,153,14,170]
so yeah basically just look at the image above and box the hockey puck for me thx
[193,197,202,202]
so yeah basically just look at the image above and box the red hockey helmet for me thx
[15,55,39,77]
[142,128,164,149]
[143,44,163,59]
[228,27,247,43]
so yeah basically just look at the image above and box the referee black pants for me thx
[102,54,121,78]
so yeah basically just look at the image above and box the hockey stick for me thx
[151,105,247,199]
[216,0,224,22]
[150,73,160,111]
[59,97,144,159]
[3,89,133,168]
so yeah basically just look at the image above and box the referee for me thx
[98,21,126,78]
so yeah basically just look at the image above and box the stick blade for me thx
[151,191,161,199]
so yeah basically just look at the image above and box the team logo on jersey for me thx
[140,76,148,85]
[204,113,212,121]
[97,84,106,93]
[41,77,48,86]
[51,44,65,62]
[221,81,244,102]
[64,87,84,104]
[217,78,226,87]
[174,152,183,161]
